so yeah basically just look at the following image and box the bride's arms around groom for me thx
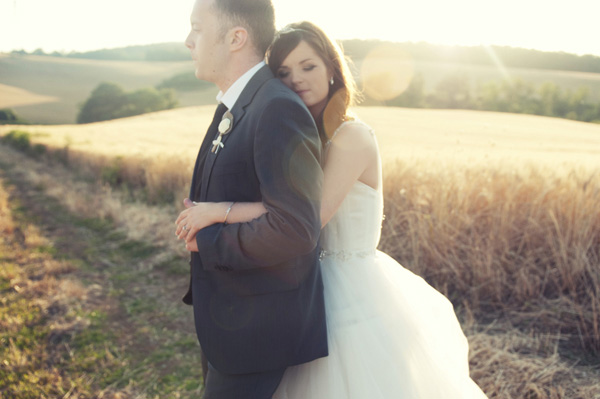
[176,121,379,251]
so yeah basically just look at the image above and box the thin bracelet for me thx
[223,202,235,224]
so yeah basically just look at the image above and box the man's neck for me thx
[217,54,264,93]
[217,60,265,109]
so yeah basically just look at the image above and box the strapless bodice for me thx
[320,180,383,255]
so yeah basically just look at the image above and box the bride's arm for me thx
[176,123,377,244]
[320,123,378,227]
[176,200,267,243]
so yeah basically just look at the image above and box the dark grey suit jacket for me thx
[184,65,328,375]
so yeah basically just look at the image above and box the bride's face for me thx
[275,40,331,117]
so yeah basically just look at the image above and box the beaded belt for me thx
[319,249,376,261]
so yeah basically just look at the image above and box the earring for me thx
[330,77,334,85]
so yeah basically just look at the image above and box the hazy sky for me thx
[0,0,599,56]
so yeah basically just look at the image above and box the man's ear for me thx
[228,27,248,51]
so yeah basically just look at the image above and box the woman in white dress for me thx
[176,21,487,399]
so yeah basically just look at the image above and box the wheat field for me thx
[2,104,600,164]
[1,106,600,397]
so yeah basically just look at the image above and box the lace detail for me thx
[319,248,376,261]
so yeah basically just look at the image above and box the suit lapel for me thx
[190,103,227,200]
[200,65,274,201]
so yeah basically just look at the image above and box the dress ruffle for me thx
[274,251,486,399]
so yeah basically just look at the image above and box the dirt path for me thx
[0,146,204,398]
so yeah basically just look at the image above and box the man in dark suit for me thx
[181,0,328,397]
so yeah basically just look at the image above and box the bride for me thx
[176,21,487,399]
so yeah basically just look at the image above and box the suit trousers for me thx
[202,362,286,399]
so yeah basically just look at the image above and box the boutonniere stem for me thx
[212,110,234,154]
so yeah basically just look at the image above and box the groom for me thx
[181,0,327,397]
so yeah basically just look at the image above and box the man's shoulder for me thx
[258,78,301,103]
[252,80,312,123]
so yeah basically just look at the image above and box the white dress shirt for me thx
[216,61,266,110]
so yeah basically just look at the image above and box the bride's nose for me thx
[290,71,303,85]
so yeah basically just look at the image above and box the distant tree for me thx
[538,82,568,117]
[428,74,473,109]
[474,79,539,114]
[67,43,189,62]
[77,82,126,123]
[475,81,502,111]
[156,72,213,92]
[77,82,178,124]
[388,73,426,108]
[566,87,597,122]
[0,109,28,125]
[114,88,178,119]
[501,79,540,114]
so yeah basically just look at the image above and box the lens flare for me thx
[483,45,512,82]
[360,44,414,101]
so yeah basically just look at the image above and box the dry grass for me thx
[378,160,600,359]
[1,147,203,398]
[0,83,58,108]
[0,172,136,398]
[3,143,600,397]
[1,106,600,397]
[2,105,599,166]
[467,321,600,398]
[0,146,187,261]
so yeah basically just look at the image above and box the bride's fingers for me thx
[186,226,200,243]
[178,228,188,241]
[175,210,189,225]
[177,223,189,240]
[175,219,187,237]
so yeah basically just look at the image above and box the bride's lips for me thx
[295,89,309,96]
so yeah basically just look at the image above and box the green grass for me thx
[0,154,204,398]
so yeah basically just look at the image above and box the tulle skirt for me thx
[273,250,487,398]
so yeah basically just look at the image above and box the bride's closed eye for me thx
[277,70,290,78]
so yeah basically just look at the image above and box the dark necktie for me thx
[190,103,228,200]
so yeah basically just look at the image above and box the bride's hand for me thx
[175,198,224,243]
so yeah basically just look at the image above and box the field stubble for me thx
[1,106,600,397]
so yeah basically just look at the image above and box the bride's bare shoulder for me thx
[329,119,376,148]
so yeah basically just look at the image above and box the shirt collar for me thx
[216,61,266,110]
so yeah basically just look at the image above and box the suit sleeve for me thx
[195,97,323,271]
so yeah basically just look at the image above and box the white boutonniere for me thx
[212,110,234,154]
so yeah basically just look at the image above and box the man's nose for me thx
[185,33,193,49]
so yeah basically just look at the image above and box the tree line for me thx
[342,40,600,74]
[384,74,600,123]
[77,83,177,124]
[3,73,599,125]
[11,40,600,74]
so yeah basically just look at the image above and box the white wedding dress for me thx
[274,122,487,398]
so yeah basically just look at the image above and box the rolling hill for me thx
[2,105,599,168]
[2,52,600,125]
